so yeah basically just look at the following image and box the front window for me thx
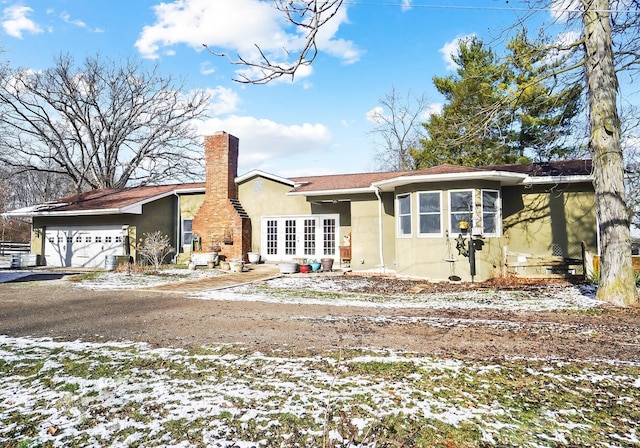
[182,219,193,246]
[418,191,442,236]
[450,190,473,234]
[482,190,500,235]
[397,193,412,236]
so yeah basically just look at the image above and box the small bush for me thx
[137,231,175,271]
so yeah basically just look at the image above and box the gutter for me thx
[373,187,386,272]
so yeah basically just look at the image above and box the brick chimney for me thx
[191,132,251,261]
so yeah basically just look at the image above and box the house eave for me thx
[371,171,529,192]
[236,169,297,187]
[287,187,375,197]
[173,186,206,194]
[2,207,133,218]
[522,175,593,185]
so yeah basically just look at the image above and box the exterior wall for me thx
[180,194,206,220]
[393,180,509,281]
[501,183,597,259]
[31,195,178,265]
[238,176,312,255]
[350,192,395,272]
[238,176,352,260]
[392,180,596,281]
[176,193,205,263]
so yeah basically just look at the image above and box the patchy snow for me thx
[74,268,225,290]
[190,276,602,312]
[1,335,638,447]
[67,268,604,311]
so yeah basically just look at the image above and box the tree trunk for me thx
[583,0,638,306]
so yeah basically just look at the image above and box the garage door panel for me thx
[45,227,123,268]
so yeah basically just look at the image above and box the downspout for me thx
[173,192,181,264]
[374,187,386,272]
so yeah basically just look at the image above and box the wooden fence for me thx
[592,256,640,274]
[0,241,30,256]
[502,245,586,279]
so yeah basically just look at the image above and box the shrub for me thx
[137,231,175,271]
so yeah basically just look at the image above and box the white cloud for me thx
[196,115,332,173]
[439,34,475,71]
[424,102,443,118]
[401,0,413,11]
[61,12,85,28]
[135,0,360,80]
[2,5,43,38]
[550,0,581,22]
[200,61,216,76]
[365,106,385,124]
[206,87,240,116]
[60,12,103,33]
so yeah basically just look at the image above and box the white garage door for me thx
[44,226,124,268]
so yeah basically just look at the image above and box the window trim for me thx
[396,193,412,237]
[481,189,501,236]
[417,190,443,237]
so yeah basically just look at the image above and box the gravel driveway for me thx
[1,268,639,362]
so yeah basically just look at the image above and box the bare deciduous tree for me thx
[205,0,344,84]
[0,54,210,192]
[367,88,429,171]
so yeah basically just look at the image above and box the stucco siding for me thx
[238,176,312,254]
[349,193,395,272]
[392,180,505,281]
[180,194,205,220]
[502,184,597,259]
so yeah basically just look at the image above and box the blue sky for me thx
[0,0,615,178]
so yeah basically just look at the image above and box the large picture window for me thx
[397,193,412,236]
[482,190,500,235]
[449,190,473,234]
[418,191,442,236]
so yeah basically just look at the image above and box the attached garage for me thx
[44,226,124,268]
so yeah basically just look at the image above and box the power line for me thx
[341,1,635,13]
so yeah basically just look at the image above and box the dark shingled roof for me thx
[289,160,592,193]
[32,182,205,213]
[16,160,592,214]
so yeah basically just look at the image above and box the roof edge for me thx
[236,169,296,187]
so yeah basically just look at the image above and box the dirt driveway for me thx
[1,271,639,362]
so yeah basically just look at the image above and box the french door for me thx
[261,215,338,261]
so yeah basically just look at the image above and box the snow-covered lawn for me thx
[1,335,639,447]
[73,268,225,290]
[72,269,603,312]
[194,276,601,312]
[3,270,633,447]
